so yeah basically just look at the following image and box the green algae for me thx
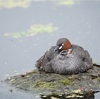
[32,80,56,89]
[59,78,71,85]
[0,0,75,9]
[4,24,58,38]
[0,0,31,9]
[97,77,100,81]
[31,78,72,90]
[58,0,75,6]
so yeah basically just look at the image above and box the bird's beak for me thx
[54,46,59,51]
[54,45,63,51]
[58,45,63,50]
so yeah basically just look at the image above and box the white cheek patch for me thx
[67,49,72,54]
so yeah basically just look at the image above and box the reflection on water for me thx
[41,93,95,99]
[0,0,100,99]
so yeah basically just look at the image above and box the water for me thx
[0,0,100,99]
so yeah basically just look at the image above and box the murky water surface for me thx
[0,0,100,99]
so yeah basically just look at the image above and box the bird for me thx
[36,38,93,75]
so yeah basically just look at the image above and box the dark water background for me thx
[0,1,100,99]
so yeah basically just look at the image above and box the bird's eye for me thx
[62,43,64,46]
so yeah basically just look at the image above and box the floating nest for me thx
[5,64,100,98]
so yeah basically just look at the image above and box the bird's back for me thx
[36,44,93,74]
[42,45,93,74]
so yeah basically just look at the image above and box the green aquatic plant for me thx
[28,24,57,34]
[59,78,71,85]
[0,0,75,9]
[4,24,58,38]
[97,77,100,81]
[0,0,31,9]
[58,0,75,6]
[32,80,56,89]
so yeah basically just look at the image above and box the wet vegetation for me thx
[5,64,100,97]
